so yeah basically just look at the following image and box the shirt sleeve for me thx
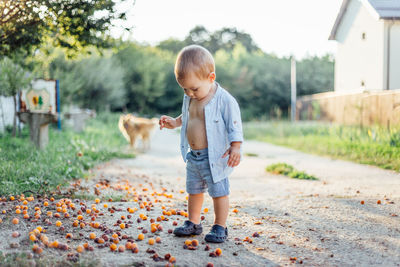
[222,94,244,144]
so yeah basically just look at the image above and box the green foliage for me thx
[31,26,333,120]
[266,162,318,180]
[0,57,31,96]
[113,44,176,114]
[49,53,126,111]
[0,112,133,196]
[246,121,400,172]
[0,0,131,56]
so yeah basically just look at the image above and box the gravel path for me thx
[103,129,400,266]
[1,129,399,266]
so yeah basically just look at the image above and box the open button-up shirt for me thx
[180,83,244,183]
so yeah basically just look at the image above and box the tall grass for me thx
[0,112,133,196]
[244,121,400,172]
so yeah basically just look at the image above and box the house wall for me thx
[385,21,400,90]
[335,0,385,92]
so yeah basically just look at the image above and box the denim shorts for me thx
[186,148,230,198]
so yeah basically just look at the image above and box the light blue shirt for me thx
[180,83,244,183]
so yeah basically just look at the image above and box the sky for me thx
[113,0,343,59]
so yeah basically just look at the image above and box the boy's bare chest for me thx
[188,101,206,119]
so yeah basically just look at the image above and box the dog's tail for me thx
[118,115,131,142]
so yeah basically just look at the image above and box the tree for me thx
[0,0,133,56]
[0,57,32,136]
[49,53,126,111]
[183,26,260,54]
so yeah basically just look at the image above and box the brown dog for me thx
[118,114,158,151]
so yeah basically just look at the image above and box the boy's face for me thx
[178,71,215,101]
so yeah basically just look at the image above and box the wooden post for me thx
[291,56,297,122]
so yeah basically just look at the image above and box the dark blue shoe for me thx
[204,224,228,243]
[173,220,203,236]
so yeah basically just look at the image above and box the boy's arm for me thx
[221,96,243,167]
[222,96,244,144]
[159,114,182,129]
[175,114,182,127]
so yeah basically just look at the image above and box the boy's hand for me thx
[159,115,178,130]
[222,142,241,167]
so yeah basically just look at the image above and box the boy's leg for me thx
[212,195,229,228]
[173,193,204,236]
[189,193,204,224]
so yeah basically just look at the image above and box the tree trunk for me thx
[12,95,16,137]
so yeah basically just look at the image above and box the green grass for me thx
[266,162,318,180]
[0,112,134,196]
[244,121,400,172]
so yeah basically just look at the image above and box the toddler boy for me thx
[159,45,243,243]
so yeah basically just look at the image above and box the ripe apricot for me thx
[169,256,176,263]
[76,245,84,253]
[215,248,222,256]
[51,240,59,248]
[77,215,83,220]
[148,238,155,245]
[95,198,100,204]
[204,208,209,213]
[29,235,37,242]
[125,242,133,250]
[89,233,96,239]
[118,245,125,252]
[191,239,199,247]
[361,200,365,205]
[55,221,62,227]
[44,201,49,207]
[137,234,144,241]
[23,214,29,219]
[119,223,125,229]
[12,218,19,224]
[15,209,21,214]
[377,200,381,204]
[66,233,73,239]
[185,239,192,246]
[156,237,162,243]
[110,243,117,251]
[232,208,239,213]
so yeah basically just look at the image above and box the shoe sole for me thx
[173,229,203,237]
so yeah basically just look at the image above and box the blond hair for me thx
[174,45,215,84]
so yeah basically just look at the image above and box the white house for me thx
[329,0,400,92]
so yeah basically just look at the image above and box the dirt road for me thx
[1,129,399,266]
[103,129,400,266]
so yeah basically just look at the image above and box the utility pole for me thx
[291,56,297,122]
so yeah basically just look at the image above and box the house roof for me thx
[329,0,400,40]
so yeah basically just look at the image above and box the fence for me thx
[0,96,18,132]
[296,89,400,128]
